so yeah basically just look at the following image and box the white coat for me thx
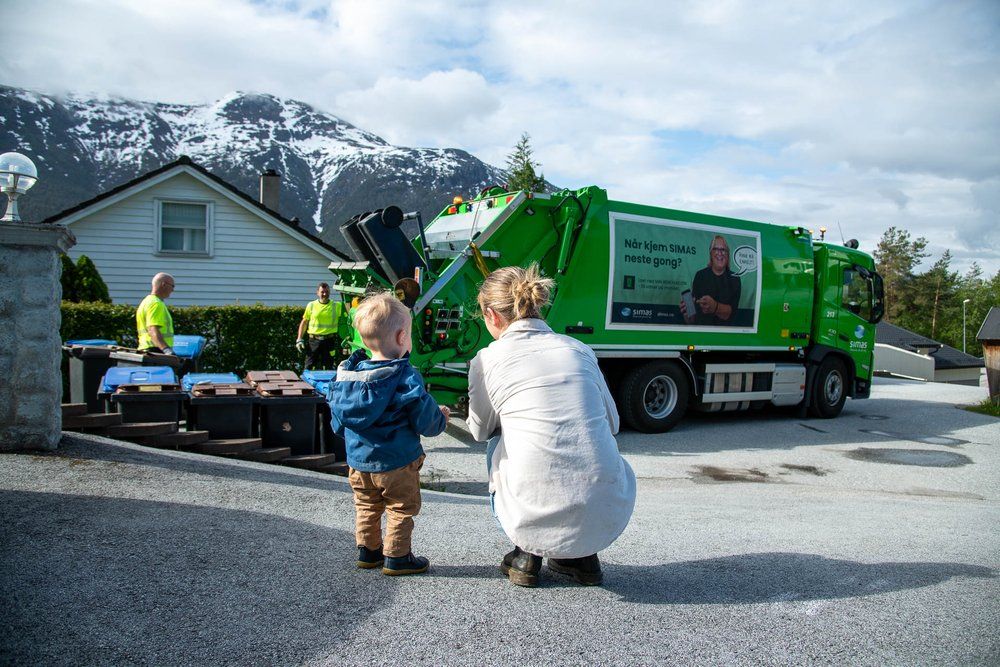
[467,318,636,558]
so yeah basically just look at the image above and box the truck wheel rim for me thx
[824,372,843,405]
[644,375,677,419]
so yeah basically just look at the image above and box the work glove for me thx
[162,347,175,356]
[296,339,306,354]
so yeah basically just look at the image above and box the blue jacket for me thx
[328,350,447,472]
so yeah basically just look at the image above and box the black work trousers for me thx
[305,336,338,370]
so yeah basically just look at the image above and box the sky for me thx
[2,0,999,275]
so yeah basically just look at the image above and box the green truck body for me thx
[330,185,884,432]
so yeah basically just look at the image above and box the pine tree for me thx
[60,253,79,302]
[504,132,547,193]
[75,255,111,303]
[874,227,929,323]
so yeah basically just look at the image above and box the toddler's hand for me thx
[440,406,451,421]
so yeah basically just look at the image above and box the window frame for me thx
[154,198,214,257]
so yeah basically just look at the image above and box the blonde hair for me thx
[478,264,554,321]
[353,292,411,351]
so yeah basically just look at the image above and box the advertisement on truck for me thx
[607,213,761,332]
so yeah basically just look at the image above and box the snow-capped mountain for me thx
[0,86,507,253]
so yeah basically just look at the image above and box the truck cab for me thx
[809,242,885,414]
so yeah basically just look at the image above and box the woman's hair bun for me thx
[478,263,554,322]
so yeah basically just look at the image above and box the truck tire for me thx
[618,361,689,433]
[809,357,848,418]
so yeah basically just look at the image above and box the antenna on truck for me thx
[836,220,846,245]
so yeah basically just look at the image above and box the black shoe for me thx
[548,554,603,586]
[357,545,384,569]
[383,552,430,576]
[500,546,541,587]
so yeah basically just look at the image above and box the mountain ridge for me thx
[0,86,507,254]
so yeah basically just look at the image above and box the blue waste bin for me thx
[172,335,207,375]
[102,366,186,424]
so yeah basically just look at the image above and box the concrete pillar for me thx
[0,222,76,451]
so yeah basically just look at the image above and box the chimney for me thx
[259,168,280,212]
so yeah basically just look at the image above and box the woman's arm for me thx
[466,355,499,442]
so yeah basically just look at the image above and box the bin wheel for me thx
[809,356,848,418]
[618,361,689,433]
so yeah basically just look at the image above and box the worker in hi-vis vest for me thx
[296,281,345,370]
[136,272,176,354]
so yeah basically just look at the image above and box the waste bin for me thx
[301,369,346,462]
[184,373,256,439]
[172,335,207,375]
[102,366,186,424]
[109,347,184,371]
[247,371,324,455]
[64,339,118,413]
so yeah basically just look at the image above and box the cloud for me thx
[1,0,997,273]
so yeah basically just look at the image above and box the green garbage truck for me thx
[329,185,884,432]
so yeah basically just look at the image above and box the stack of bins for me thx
[183,373,255,439]
[63,339,118,413]
[301,369,346,462]
[171,335,207,376]
[101,367,185,424]
[245,371,325,455]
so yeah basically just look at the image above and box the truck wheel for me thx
[809,357,848,418]
[619,361,689,433]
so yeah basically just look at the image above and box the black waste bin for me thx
[256,395,325,455]
[302,370,345,461]
[64,339,117,413]
[183,373,255,439]
[102,367,185,424]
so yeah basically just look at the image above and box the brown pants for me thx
[349,455,424,558]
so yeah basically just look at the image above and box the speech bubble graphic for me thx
[732,245,758,276]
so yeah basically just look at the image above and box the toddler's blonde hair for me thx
[353,292,411,351]
[477,263,554,322]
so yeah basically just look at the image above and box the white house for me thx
[43,156,350,306]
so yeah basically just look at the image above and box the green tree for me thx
[874,227,929,323]
[60,254,111,303]
[60,253,79,302]
[504,132,547,193]
[75,255,111,303]
[896,250,959,339]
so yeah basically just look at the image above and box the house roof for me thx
[977,307,1000,342]
[876,321,984,370]
[39,155,351,261]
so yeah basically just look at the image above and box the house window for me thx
[157,200,212,255]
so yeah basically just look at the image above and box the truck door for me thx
[839,265,876,378]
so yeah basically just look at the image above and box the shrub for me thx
[60,254,111,303]
[61,302,335,375]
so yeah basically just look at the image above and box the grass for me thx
[964,397,1000,418]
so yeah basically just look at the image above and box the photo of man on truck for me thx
[681,234,742,326]
[608,214,759,331]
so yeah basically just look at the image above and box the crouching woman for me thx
[467,264,636,587]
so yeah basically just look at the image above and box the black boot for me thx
[500,546,542,587]
[548,554,603,586]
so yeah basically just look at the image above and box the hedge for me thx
[60,302,339,376]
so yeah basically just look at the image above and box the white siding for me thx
[66,172,338,306]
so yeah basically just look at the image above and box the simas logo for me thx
[620,307,632,318]
[854,324,865,339]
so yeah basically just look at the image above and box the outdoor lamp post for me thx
[963,298,971,353]
[0,152,39,223]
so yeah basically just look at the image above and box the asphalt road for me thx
[1,376,998,665]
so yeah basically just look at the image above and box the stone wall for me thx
[0,222,75,451]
